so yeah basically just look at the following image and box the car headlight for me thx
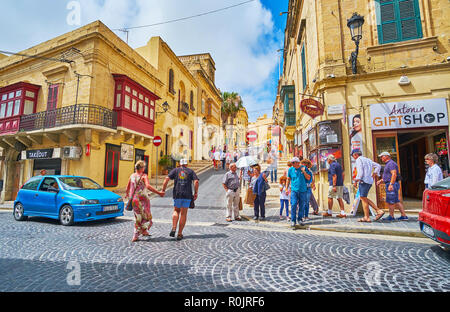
[80,200,100,205]
[117,198,124,202]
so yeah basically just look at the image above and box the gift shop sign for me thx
[370,98,448,130]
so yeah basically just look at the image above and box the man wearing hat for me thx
[286,157,311,227]
[351,149,384,222]
[376,152,408,221]
[324,154,346,218]
[162,158,199,240]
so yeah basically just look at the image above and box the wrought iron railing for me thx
[178,102,189,117]
[20,104,117,132]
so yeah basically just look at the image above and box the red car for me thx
[420,177,450,251]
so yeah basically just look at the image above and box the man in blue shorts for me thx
[351,149,385,222]
[376,152,408,221]
[162,158,199,240]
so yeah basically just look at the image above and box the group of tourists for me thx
[211,147,246,171]
[123,147,445,241]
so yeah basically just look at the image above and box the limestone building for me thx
[276,0,450,211]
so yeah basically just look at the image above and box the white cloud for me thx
[0,0,281,121]
[79,0,281,121]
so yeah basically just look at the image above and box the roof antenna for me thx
[117,29,130,44]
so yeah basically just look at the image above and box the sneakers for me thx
[397,216,409,221]
[253,216,259,221]
[383,215,396,222]
[291,221,296,228]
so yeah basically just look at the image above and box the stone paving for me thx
[0,210,449,292]
[1,168,449,292]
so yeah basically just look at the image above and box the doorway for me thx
[373,128,449,210]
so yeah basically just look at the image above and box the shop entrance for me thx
[373,128,449,210]
[33,159,62,176]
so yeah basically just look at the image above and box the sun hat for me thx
[180,158,188,165]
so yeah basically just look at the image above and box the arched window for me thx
[189,91,194,110]
[168,69,175,94]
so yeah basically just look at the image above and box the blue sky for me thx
[0,0,288,122]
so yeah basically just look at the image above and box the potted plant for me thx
[158,155,172,175]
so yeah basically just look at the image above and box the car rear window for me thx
[22,177,43,190]
[430,177,450,190]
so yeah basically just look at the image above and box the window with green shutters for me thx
[301,45,307,90]
[376,0,423,44]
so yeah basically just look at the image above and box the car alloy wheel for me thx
[59,205,74,226]
[13,203,27,221]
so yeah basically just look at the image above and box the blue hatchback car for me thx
[13,175,124,226]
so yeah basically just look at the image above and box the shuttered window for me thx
[377,0,422,44]
[301,45,307,90]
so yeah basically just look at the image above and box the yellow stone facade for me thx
[277,0,450,212]
[0,20,222,202]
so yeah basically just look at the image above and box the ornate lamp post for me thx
[156,101,170,117]
[347,13,365,75]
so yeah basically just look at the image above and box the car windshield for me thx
[430,177,450,190]
[58,177,102,190]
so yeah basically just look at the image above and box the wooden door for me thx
[373,132,403,209]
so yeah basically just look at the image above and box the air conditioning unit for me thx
[62,146,82,159]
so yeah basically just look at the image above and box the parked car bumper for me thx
[419,211,450,248]
[72,203,124,222]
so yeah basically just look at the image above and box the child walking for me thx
[279,176,290,220]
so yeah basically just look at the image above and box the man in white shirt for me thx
[352,149,385,222]
[424,153,443,189]
[213,150,221,171]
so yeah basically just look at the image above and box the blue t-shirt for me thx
[328,161,344,186]
[382,159,399,183]
[288,166,308,193]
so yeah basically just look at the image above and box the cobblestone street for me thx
[1,170,449,292]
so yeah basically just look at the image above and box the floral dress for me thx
[128,173,153,235]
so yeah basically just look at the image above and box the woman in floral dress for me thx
[126,160,164,242]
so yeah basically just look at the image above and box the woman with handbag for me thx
[125,160,165,242]
[252,165,268,221]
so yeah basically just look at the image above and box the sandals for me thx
[358,218,372,223]
[375,212,385,221]
[177,234,184,241]
[169,229,176,237]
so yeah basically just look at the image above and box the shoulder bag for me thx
[125,174,143,211]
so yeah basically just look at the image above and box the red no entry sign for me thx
[247,131,258,142]
[153,136,162,147]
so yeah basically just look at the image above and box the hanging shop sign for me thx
[300,98,324,119]
[370,98,448,130]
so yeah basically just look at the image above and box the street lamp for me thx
[347,13,365,75]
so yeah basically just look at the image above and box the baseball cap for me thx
[290,157,300,163]
[351,149,362,155]
[327,154,336,161]
[378,152,391,157]
[180,158,188,165]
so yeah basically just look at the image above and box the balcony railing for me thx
[178,102,189,117]
[20,104,117,132]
